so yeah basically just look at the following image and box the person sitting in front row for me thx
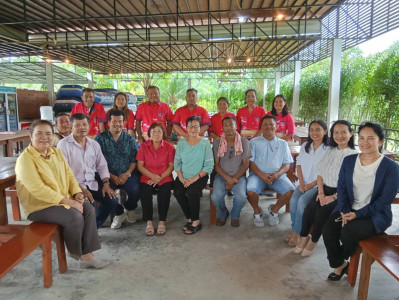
[95,109,140,229]
[174,116,214,235]
[322,122,399,281]
[136,122,175,236]
[247,115,295,227]
[211,116,251,227]
[16,119,108,269]
[58,113,118,228]
[294,120,357,256]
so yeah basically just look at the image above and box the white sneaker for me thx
[111,213,126,229]
[253,213,264,227]
[79,257,110,269]
[126,210,136,223]
[268,204,280,226]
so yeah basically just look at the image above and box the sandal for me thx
[157,224,166,236]
[146,224,155,236]
[182,222,192,231]
[184,223,202,235]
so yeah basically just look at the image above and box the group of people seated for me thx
[15,86,399,283]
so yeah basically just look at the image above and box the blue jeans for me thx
[110,174,140,216]
[211,174,247,219]
[289,186,318,233]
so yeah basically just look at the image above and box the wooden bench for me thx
[347,194,399,286]
[357,234,399,300]
[5,185,21,221]
[0,223,67,288]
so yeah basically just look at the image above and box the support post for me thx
[263,79,268,109]
[113,79,118,90]
[292,61,301,119]
[87,72,94,88]
[45,62,55,106]
[327,39,342,129]
[188,78,192,89]
[275,71,281,95]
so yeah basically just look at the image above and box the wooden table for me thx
[0,157,17,225]
[294,127,308,145]
[0,131,30,157]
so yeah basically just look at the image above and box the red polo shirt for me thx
[209,112,236,137]
[172,105,211,133]
[266,111,295,137]
[136,139,176,186]
[106,109,135,131]
[135,101,173,140]
[70,102,107,136]
[236,105,266,139]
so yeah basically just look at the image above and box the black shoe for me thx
[328,262,349,281]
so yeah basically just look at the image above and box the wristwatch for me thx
[103,180,110,185]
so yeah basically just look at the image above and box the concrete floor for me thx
[1,191,398,300]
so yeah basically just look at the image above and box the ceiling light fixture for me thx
[276,14,284,20]
[227,58,232,63]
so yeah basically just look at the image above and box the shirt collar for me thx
[147,100,161,106]
[261,135,277,142]
[28,144,56,158]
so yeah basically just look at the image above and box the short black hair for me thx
[55,112,70,123]
[30,119,54,134]
[82,88,95,95]
[260,115,276,129]
[222,116,236,126]
[245,89,257,97]
[186,116,201,127]
[108,109,125,121]
[70,113,89,124]
[217,97,230,106]
[147,85,160,93]
[186,88,198,95]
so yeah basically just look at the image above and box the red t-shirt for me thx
[70,102,107,136]
[135,101,173,140]
[136,139,176,186]
[106,109,135,131]
[266,111,295,137]
[209,112,236,137]
[236,105,266,139]
[172,105,211,133]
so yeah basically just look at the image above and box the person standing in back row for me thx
[172,89,211,138]
[135,86,173,144]
[70,88,107,137]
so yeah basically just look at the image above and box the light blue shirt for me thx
[174,138,214,179]
[250,135,293,174]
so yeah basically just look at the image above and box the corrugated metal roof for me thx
[0,0,397,75]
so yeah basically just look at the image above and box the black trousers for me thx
[323,211,376,268]
[140,181,173,222]
[300,185,337,243]
[174,176,209,222]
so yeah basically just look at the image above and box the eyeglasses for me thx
[150,129,163,134]
[187,125,200,130]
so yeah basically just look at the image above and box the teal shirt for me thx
[174,138,214,179]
